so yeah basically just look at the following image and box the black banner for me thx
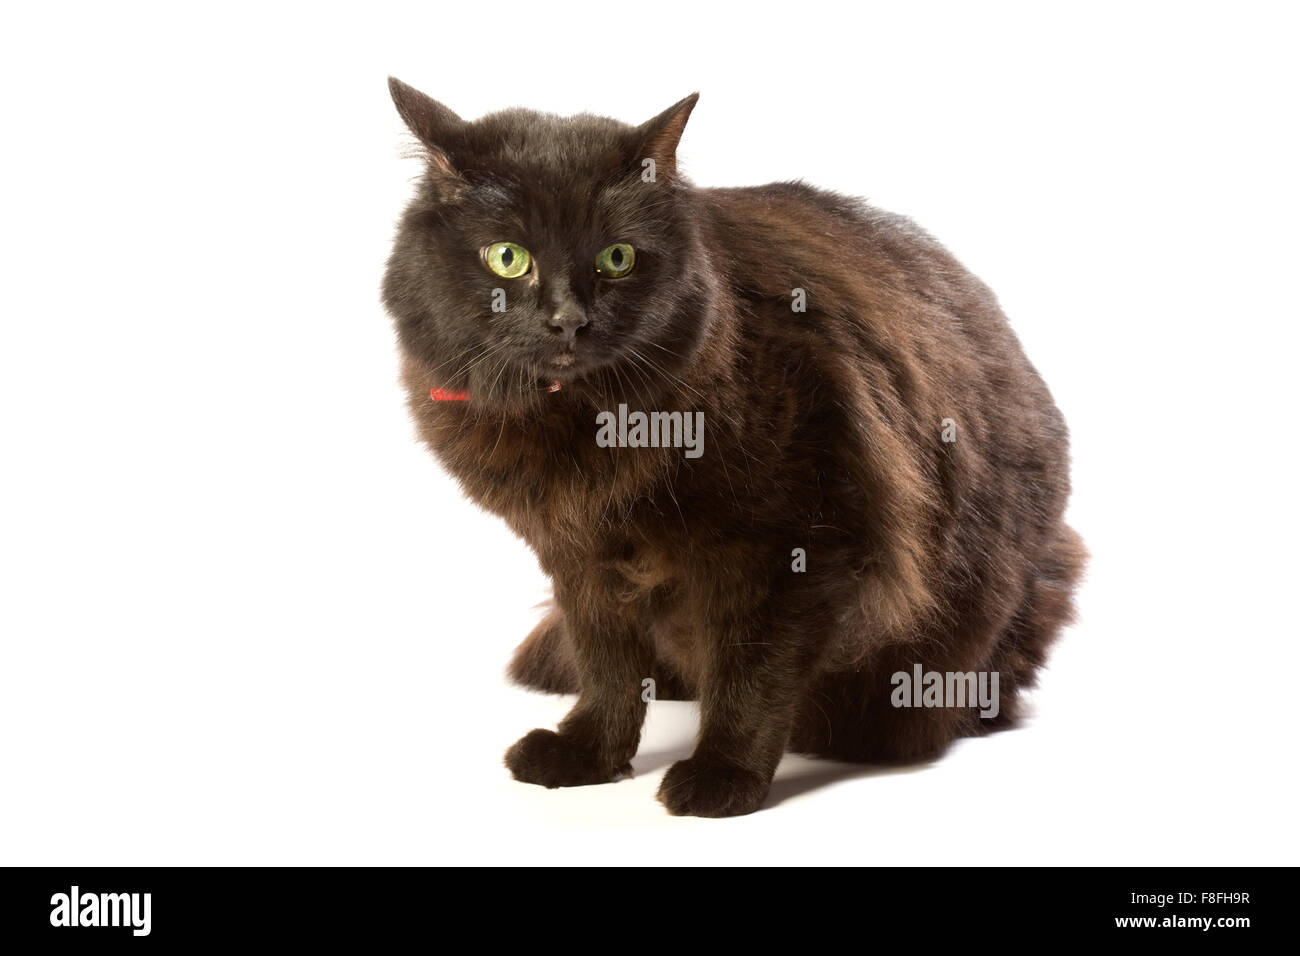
[0,866,1284,945]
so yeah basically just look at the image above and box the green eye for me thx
[594,243,636,278]
[484,241,531,278]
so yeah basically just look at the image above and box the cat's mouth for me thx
[540,348,596,383]
[524,343,612,390]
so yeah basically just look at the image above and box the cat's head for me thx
[383,78,714,412]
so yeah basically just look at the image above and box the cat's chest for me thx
[421,401,676,541]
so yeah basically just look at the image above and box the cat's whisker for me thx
[456,340,512,381]
[620,353,660,414]
[426,342,487,377]
[631,347,746,437]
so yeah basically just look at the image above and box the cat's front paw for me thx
[657,758,770,817]
[504,728,629,788]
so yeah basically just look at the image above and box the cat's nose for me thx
[548,305,588,341]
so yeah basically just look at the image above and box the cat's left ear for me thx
[633,93,699,180]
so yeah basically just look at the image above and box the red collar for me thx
[431,382,561,402]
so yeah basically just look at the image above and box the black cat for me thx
[383,78,1084,817]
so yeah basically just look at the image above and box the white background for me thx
[1,1,1296,865]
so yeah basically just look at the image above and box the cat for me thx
[382,78,1086,817]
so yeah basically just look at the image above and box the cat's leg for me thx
[504,583,653,788]
[790,653,972,762]
[657,584,828,817]
[790,525,1086,759]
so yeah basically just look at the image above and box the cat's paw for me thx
[656,758,770,817]
[504,728,629,788]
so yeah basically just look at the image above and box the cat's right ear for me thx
[388,77,465,187]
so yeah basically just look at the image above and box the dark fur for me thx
[383,78,1085,817]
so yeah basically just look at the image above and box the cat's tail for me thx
[507,604,698,700]
[507,606,581,695]
[981,522,1088,730]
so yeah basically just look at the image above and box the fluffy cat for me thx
[382,78,1085,817]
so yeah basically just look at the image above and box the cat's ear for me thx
[633,93,699,179]
[388,77,465,184]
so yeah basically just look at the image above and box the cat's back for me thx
[698,181,1001,330]
[697,181,1063,442]
[697,179,1071,530]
